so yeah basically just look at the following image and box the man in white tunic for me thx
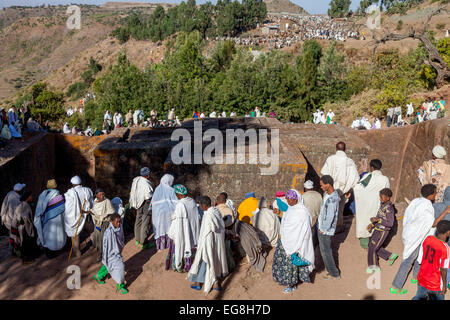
[188,196,228,294]
[321,141,360,233]
[129,167,154,250]
[354,159,390,248]
[64,175,94,258]
[390,184,449,295]
[167,184,201,272]
[113,111,123,128]
[209,111,217,118]
[63,122,71,134]
[34,179,66,258]
[103,111,112,130]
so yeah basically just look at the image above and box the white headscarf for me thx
[432,145,446,159]
[151,174,178,239]
[280,189,315,272]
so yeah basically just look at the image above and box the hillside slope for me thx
[264,0,309,14]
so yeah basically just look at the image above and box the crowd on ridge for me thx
[1,140,449,299]
[211,14,362,50]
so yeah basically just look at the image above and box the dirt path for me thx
[1,203,443,300]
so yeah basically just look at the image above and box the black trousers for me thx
[368,229,392,267]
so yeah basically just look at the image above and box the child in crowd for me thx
[367,188,398,272]
[93,213,128,294]
[412,220,450,300]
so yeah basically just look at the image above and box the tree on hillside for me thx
[370,6,450,87]
[196,2,214,39]
[295,40,323,121]
[328,0,351,18]
[318,41,348,103]
[210,40,236,72]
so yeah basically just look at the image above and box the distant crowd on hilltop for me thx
[212,14,362,50]
[63,106,275,136]
[312,97,446,131]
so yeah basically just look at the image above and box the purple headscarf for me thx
[285,189,298,200]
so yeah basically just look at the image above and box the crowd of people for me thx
[343,98,446,131]
[1,140,449,299]
[211,15,361,50]
[384,99,446,129]
[62,106,279,136]
[0,104,49,148]
[191,106,276,119]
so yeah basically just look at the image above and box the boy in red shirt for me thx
[413,220,450,300]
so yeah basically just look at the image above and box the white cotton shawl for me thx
[64,186,93,237]
[151,174,178,239]
[0,191,20,230]
[354,170,390,238]
[168,197,201,270]
[251,207,281,247]
[280,189,315,272]
[92,198,116,227]
[321,150,360,194]
[34,189,63,248]
[129,176,153,209]
[188,206,228,294]
[402,197,435,260]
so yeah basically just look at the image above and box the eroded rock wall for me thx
[0,133,54,202]
[356,118,449,202]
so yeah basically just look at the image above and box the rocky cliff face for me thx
[0,118,447,210]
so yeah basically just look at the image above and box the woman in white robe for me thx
[151,174,178,250]
[167,185,201,272]
[272,189,315,293]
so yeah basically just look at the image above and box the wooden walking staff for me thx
[68,199,86,262]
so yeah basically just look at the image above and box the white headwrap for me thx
[13,183,26,192]
[151,174,178,239]
[304,180,314,189]
[70,175,81,185]
[432,145,446,159]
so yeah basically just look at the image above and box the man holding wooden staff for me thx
[64,176,94,258]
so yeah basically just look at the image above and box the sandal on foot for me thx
[366,266,381,273]
[411,279,418,284]
[140,244,150,250]
[190,285,201,291]
[212,286,221,291]
[389,287,407,295]
[282,286,296,293]
[93,275,105,284]
[135,241,140,246]
[117,284,128,294]
[388,254,398,266]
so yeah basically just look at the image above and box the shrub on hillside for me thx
[32,88,66,123]
[66,112,87,130]
[66,81,87,100]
